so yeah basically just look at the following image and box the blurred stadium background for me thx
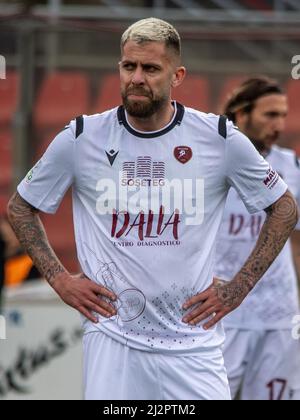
[0,0,299,400]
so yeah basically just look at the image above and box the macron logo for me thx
[106,150,119,167]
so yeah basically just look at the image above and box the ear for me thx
[235,109,248,128]
[171,66,186,88]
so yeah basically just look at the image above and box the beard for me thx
[122,88,168,118]
[245,115,279,154]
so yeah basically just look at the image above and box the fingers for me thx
[65,274,118,321]
[81,282,117,318]
[86,300,116,319]
[182,299,216,324]
[77,306,98,323]
[76,295,117,323]
[203,312,224,330]
[182,287,212,310]
[78,273,117,301]
[76,298,117,324]
[183,303,227,329]
[91,282,117,301]
[182,280,229,328]
[87,292,117,316]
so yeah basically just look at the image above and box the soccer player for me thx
[7,20,299,400]
[0,218,5,311]
[214,76,300,400]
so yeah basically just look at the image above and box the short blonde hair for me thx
[121,17,181,58]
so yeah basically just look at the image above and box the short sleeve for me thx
[17,125,75,214]
[224,122,288,214]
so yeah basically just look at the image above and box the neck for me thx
[251,139,270,156]
[126,101,175,132]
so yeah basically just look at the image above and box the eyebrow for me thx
[121,60,162,68]
[264,110,287,115]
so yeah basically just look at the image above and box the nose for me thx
[274,116,286,133]
[131,66,145,85]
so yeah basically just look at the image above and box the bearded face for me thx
[121,86,169,118]
[119,40,178,120]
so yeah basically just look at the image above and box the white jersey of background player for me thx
[8,22,298,400]
[215,77,300,400]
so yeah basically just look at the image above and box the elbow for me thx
[293,202,300,230]
[266,190,299,233]
[7,194,16,222]
[6,192,38,224]
[6,192,30,224]
[286,194,299,232]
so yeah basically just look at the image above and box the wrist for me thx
[50,269,70,292]
[232,272,255,296]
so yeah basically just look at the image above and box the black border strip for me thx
[117,102,185,138]
[218,115,227,139]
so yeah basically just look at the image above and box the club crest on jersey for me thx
[174,146,192,164]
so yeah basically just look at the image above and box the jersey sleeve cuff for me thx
[17,183,58,214]
[244,183,288,214]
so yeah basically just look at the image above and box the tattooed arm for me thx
[7,192,117,322]
[291,230,300,288]
[182,190,299,329]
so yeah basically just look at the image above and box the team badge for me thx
[174,146,192,164]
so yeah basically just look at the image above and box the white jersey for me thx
[215,145,300,330]
[17,102,287,354]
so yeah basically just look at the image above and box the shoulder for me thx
[183,106,238,140]
[272,145,300,171]
[67,107,119,138]
[183,106,220,128]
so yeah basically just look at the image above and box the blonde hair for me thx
[121,18,181,58]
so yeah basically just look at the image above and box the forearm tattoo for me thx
[215,190,299,308]
[7,192,66,285]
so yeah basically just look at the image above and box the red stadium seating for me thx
[32,71,89,272]
[34,130,63,159]
[41,191,78,272]
[286,80,300,134]
[172,75,210,112]
[0,129,12,189]
[34,71,89,128]
[0,195,8,216]
[217,76,247,114]
[241,0,272,10]
[91,73,210,114]
[33,130,78,272]
[0,129,12,216]
[0,70,19,125]
[91,73,121,114]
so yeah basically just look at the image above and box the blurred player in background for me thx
[215,76,300,400]
[7,20,299,400]
[0,217,5,311]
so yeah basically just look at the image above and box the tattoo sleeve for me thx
[291,229,300,287]
[215,190,299,308]
[7,192,66,286]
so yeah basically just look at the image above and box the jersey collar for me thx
[117,101,185,138]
